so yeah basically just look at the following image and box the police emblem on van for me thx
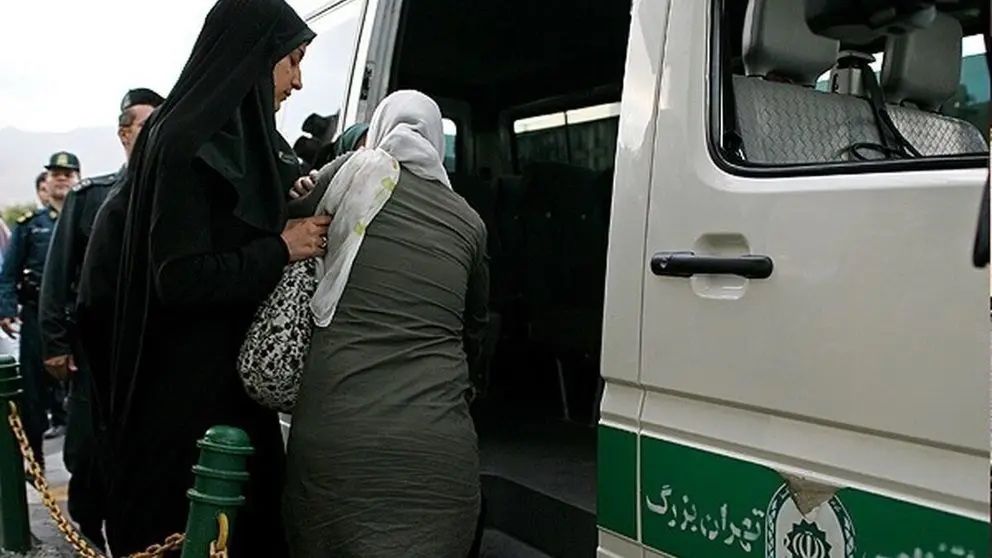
[765,483,855,558]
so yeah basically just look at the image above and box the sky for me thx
[0,0,329,133]
[2,2,986,135]
[0,0,350,205]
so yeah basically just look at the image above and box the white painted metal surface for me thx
[600,0,670,393]
[343,0,400,128]
[598,531,646,558]
[637,0,988,521]
[597,0,671,554]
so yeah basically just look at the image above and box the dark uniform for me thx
[38,88,164,552]
[39,168,122,549]
[40,169,121,361]
[0,203,62,467]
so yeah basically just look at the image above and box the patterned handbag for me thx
[237,257,317,412]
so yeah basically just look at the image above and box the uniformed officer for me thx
[0,151,80,468]
[38,89,163,551]
[35,171,51,208]
[0,221,9,257]
[37,169,71,441]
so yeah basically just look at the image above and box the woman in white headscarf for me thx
[283,90,489,557]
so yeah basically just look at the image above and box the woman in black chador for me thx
[99,0,327,554]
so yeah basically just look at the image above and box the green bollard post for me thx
[180,426,253,558]
[0,355,31,553]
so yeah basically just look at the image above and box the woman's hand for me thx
[289,170,319,199]
[281,216,332,262]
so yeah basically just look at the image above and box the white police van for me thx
[281,0,990,555]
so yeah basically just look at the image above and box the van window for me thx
[276,0,363,143]
[714,1,988,172]
[814,35,989,133]
[947,35,990,133]
[513,102,620,172]
[442,118,457,173]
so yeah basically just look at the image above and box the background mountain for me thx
[0,126,123,206]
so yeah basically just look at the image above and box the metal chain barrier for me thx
[208,513,229,558]
[7,400,113,557]
[129,534,187,558]
[5,400,228,557]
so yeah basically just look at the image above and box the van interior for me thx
[290,0,988,555]
[390,0,632,555]
[718,0,988,167]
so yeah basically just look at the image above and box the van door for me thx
[634,1,989,557]
[341,0,402,127]
[596,0,669,556]
[281,0,369,143]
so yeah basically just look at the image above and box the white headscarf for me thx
[310,90,451,327]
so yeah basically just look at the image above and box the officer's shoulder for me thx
[15,208,43,224]
[15,211,33,224]
[74,172,118,192]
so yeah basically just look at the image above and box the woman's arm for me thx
[151,171,289,307]
[287,153,352,219]
[154,235,288,307]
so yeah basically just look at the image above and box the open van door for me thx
[279,0,376,146]
[340,0,402,127]
[281,0,404,149]
[615,0,990,556]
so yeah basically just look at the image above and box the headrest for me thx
[881,13,962,111]
[805,0,937,44]
[743,0,840,86]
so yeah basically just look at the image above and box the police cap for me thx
[120,88,165,112]
[44,151,81,172]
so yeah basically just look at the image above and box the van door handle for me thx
[651,251,773,279]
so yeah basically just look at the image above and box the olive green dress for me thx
[283,166,489,558]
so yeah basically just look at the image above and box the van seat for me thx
[453,174,508,398]
[453,174,502,267]
[494,175,527,310]
[734,0,888,164]
[520,162,606,357]
[735,0,985,165]
[881,13,987,155]
[594,167,614,223]
[733,77,883,164]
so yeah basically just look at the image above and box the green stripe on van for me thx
[638,435,989,557]
[597,426,637,539]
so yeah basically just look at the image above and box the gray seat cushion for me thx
[732,76,987,165]
[889,106,987,156]
[733,76,882,164]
